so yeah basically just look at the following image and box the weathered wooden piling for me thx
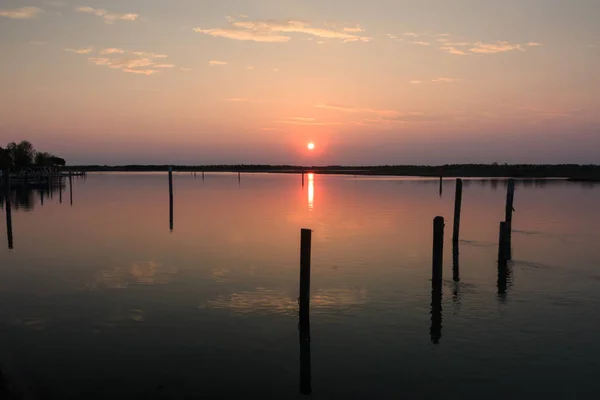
[452,179,462,243]
[238,171,241,185]
[302,172,305,188]
[202,171,205,180]
[505,179,515,231]
[69,171,73,206]
[432,216,444,286]
[168,167,174,231]
[299,228,312,324]
[439,176,443,197]
[298,228,312,395]
[4,170,13,249]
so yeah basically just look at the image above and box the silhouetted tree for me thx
[0,147,13,169]
[6,141,35,169]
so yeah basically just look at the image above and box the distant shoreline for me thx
[60,164,600,180]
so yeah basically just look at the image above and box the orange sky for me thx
[1,0,599,164]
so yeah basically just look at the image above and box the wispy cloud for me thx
[0,6,43,19]
[438,38,541,55]
[180,68,193,71]
[290,117,316,122]
[99,48,125,55]
[440,46,468,55]
[275,118,339,126]
[410,78,462,84]
[76,6,139,24]
[403,32,419,37]
[132,51,168,58]
[195,17,372,43]
[246,66,255,70]
[343,25,364,33]
[412,41,430,46]
[89,58,159,75]
[87,51,169,75]
[315,103,398,116]
[386,34,399,40]
[431,77,461,83]
[64,47,93,54]
[208,60,227,66]
[226,98,250,102]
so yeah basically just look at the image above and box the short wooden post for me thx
[168,167,174,231]
[299,228,312,320]
[505,179,515,231]
[439,176,443,197]
[69,171,73,206]
[302,172,305,188]
[452,179,462,243]
[238,171,241,185]
[202,170,205,180]
[432,216,444,286]
[59,177,63,203]
[4,169,13,249]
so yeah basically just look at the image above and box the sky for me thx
[0,0,599,165]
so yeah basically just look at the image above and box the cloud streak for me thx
[208,60,228,66]
[195,17,371,43]
[0,6,43,19]
[76,6,139,24]
[65,47,93,54]
[87,51,170,75]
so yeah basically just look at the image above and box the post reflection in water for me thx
[430,283,442,344]
[307,173,314,211]
[299,310,312,395]
[5,191,13,250]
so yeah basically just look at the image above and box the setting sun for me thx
[307,142,315,150]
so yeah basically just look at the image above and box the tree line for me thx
[0,141,66,170]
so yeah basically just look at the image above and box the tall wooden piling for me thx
[439,176,443,197]
[298,228,312,395]
[299,229,312,323]
[452,179,463,243]
[4,169,13,249]
[69,171,73,206]
[168,167,174,231]
[505,179,515,231]
[432,216,444,286]
[302,172,305,188]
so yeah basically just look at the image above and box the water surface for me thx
[1,173,600,399]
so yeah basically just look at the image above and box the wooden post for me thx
[238,171,241,185]
[4,169,13,249]
[202,170,205,180]
[432,216,444,286]
[299,229,312,323]
[59,177,63,203]
[439,176,443,197]
[168,167,173,231]
[452,179,462,243]
[302,172,305,188]
[298,228,312,395]
[69,171,73,206]
[505,179,515,231]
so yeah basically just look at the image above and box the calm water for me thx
[1,173,600,399]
